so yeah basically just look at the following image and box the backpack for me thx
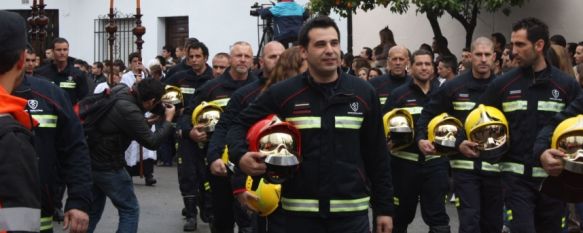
[78,84,129,134]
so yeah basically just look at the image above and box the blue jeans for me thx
[88,168,139,233]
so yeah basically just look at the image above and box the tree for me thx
[309,0,527,49]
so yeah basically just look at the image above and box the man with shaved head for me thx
[369,45,411,105]
[179,41,258,232]
[416,37,502,233]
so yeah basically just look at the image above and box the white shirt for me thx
[93,82,109,94]
[121,71,146,88]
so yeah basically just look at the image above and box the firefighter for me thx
[179,41,258,232]
[368,45,411,105]
[478,17,581,232]
[415,37,503,233]
[383,49,450,232]
[165,41,213,231]
[227,16,394,232]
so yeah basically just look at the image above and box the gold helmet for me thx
[541,114,583,202]
[428,113,463,155]
[551,115,583,174]
[383,108,414,152]
[464,104,509,162]
[245,176,281,216]
[192,101,222,132]
[161,85,184,109]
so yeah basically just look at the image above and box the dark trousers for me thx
[275,211,369,233]
[209,174,255,232]
[257,207,285,233]
[177,138,212,217]
[125,158,155,178]
[453,170,503,233]
[503,173,565,233]
[156,125,175,166]
[392,157,451,233]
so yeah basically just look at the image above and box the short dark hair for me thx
[0,49,22,75]
[362,47,372,60]
[298,16,340,48]
[113,59,126,71]
[137,78,165,102]
[128,52,142,63]
[51,37,69,49]
[73,59,86,66]
[491,32,506,48]
[411,49,433,64]
[550,34,567,47]
[462,47,471,53]
[439,55,458,75]
[155,55,167,67]
[512,17,550,54]
[214,52,230,59]
[186,41,209,58]
[93,61,104,70]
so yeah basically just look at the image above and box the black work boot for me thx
[183,197,198,232]
[429,225,451,233]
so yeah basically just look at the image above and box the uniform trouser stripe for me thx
[0,207,40,232]
[40,216,52,231]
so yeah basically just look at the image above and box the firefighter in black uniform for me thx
[35,37,89,222]
[369,45,411,105]
[13,73,93,233]
[227,16,394,232]
[35,37,88,105]
[478,18,581,233]
[165,41,213,231]
[207,41,286,233]
[180,41,258,232]
[383,49,450,233]
[415,37,501,233]
[0,11,41,232]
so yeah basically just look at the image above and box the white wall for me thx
[352,0,583,59]
[1,0,348,63]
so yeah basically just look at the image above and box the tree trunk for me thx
[426,10,443,39]
[347,10,353,54]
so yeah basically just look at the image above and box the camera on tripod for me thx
[250,2,262,17]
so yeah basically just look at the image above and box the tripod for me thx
[255,16,274,58]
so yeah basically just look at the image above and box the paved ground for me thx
[55,165,459,233]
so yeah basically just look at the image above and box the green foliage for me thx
[308,0,526,17]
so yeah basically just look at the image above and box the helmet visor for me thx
[470,124,507,151]
[259,132,298,159]
[558,135,583,162]
[197,109,221,132]
[434,123,459,147]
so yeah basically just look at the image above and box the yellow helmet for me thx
[245,177,281,216]
[192,101,223,132]
[464,104,509,162]
[551,115,583,174]
[383,108,414,151]
[161,85,184,109]
[428,113,463,155]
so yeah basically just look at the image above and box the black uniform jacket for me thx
[227,71,394,217]
[164,65,213,105]
[480,65,581,171]
[35,57,89,104]
[368,72,410,105]
[415,71,495,172]
[13,75,93,214]
[383,78,441,161]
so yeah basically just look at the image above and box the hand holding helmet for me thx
[383,109,414,152]
[239,151,267,176]
[464,104,509,162]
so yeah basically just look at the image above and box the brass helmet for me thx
[541,115,583,202]
[192,101,222,132]
[247,114,301,184]
[464,104,509,162]
[383,108,414,152]
[428,113,463,155]
[245,176,281,216]
[161,85,184,109]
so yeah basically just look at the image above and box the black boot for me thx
[183,197,197,232]
[429,225,451,233]
[199,185,214,223]
[145,176,157,186]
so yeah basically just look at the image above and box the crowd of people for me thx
[2,3,583,233]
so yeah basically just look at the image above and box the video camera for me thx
[250,2,262,17]
[250,1,275,18]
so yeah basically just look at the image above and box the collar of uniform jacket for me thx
[520,59,554,86]
[303,68,346,90]
[13,75,33,94]
[218,67,259,89]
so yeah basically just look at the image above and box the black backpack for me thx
[78,84,129,134]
